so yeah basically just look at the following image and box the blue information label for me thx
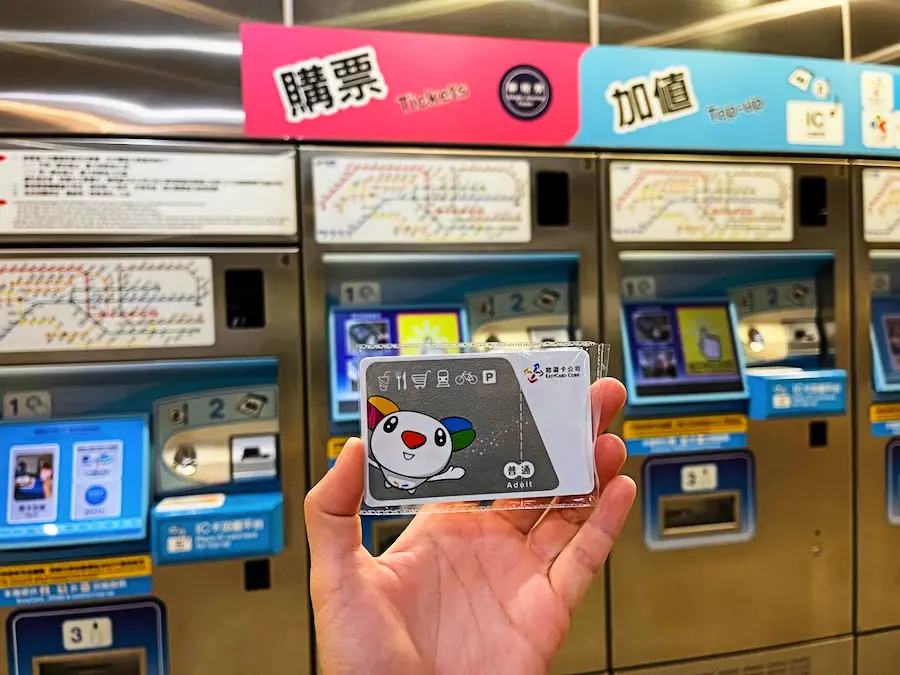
[748,371,846,420]
[626,432,748,456]
[0,576,151,608]
[152,492,283,564]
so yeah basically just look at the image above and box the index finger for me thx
[592,377,627,437]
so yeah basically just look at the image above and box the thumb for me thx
[304,437,366,561]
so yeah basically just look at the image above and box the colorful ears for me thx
[441,416,476,452]
[367,396,399,431]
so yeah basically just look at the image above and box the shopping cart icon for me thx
[411,370,431,389]
[377,372,391,392]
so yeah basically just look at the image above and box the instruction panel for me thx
[609,161,794,242]
[312,156,532,244]
[863,168,900,242]
[0,149,297,236]
[0,257,215,352]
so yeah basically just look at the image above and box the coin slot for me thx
[809,420,828,448]
[244,558,271,591]
[660,491,740,537]
[373,519,412,555]
[225,269,266,329]
[535,171,570,226]
[798,176,827,227]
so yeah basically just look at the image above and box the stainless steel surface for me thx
[849,0,900,64]
[603,155,854,669]
[293,0,590,42]
[858,629,900,672]
[0,0,282,137]
[299,145,605,675]
[853,161,900,639]
[614,636,854,675]
[0,247,311,675]
[599,0,845,59]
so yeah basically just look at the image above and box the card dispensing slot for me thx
[659,491,740,537]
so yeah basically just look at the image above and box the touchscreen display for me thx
[0,417,147,550]
[329,308,466,422]
[624,303,745,399]
[872,299,900,383]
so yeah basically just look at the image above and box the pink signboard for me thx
[240,23,585,146]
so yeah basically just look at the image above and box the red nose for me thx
[401,431,426,449]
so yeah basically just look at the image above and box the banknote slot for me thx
[799,176,827,227]
[35,648,146,675]
[535,171,569,226]
[225,269,266,329]
[660,491,740,537]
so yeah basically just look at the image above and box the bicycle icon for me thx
[455,371,478,385]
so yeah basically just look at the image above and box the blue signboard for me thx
[573,44,900,158]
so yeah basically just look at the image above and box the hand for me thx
[305,378,636,675]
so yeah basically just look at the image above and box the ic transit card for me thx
[359,348,595,509]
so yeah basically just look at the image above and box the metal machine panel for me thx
[0,0,282,137]
[292,0,590,43]
[0,248,310,675]
[300,145,604,674]
[857,629,900,673]
[598,0,844,60]
[615,636,853,675]
[604,155,853,669]
[853,160,900,636]
[850,0,900,65]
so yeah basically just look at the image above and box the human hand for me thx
[305,378,636,675]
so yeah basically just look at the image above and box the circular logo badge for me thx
[85,485,108,506]
[499,65,552,120]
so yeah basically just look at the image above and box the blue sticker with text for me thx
[626,432,747,456]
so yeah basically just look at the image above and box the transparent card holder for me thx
[357,341,610,516]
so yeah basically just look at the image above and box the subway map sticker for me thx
[0,257,215,353]
[312,156,532,244]
[609,161,794,242]
[863,168,900,242]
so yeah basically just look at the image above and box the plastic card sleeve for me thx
[356,341,609,516]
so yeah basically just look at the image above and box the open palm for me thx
[306,378,636,675]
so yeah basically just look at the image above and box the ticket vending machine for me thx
[852,161,900,673]
[602,155,854,674]
[300,146,606,674]
[0,141,310,675]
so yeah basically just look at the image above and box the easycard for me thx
[359,348,595,509]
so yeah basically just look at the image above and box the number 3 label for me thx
[681,463,718,492]
[62,617,113,651]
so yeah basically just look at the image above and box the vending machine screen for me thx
[329,307,466,422]
[0,417,148,550]
[624,302,745,400]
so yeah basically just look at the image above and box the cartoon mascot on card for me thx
[367,395,476,494]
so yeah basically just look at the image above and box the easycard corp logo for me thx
[524,363,543,383]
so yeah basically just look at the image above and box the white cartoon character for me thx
[367,395,476,494]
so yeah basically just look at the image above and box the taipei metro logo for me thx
[524,363,544,383]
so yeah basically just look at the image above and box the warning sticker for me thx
[871,403,900,423]
[624,415,748,440]
[0,555,151,589]
[327,437,350,461]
